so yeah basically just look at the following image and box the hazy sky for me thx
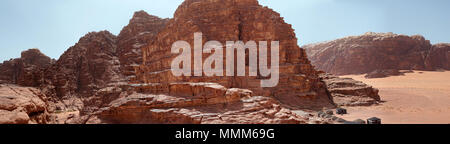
[1,0,449,61]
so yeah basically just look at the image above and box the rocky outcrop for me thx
[364,69,414,79]
[135,0,334,110]
[304,32,448,76]
[74,82,325,124]
[42,31,120,97]
[425,43,450,70]
[0,84,49,124]
[36,12,170,113]
[64,0,339,124]
[84,93,320,124]
[117,11,169,80]
[39,31,122,113]
[0,49,54,87]
[0,13,171,123]
[320,74,380,106]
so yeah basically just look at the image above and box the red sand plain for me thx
[340,71,450,124]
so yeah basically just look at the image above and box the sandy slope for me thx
[339,71,450,124]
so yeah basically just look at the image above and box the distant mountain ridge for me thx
[304,32,450,76]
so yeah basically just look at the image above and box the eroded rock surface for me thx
[42,31,120,98]
[135,0,334,110]
[425,43,450,70]
[77,82,314,124]
[0,13,172,123]
[320,74,380,106]
[117,11,169,80]
[0,49,54,87]
[86,93,322,124]
[0,0,387,124]
[0,84,49,124]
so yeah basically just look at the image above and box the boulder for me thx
[364,69,404,79]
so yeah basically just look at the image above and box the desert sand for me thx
[340,71,450,124]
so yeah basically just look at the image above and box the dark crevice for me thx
[238,18,243,41]
[28,110,45,118]
[76,56,83,93]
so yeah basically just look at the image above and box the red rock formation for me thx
[320,74,380,106]
[1,12,172,122]
[364,69,413,79]
[117,11,169,80]
[58,0,339,124]
[42,31,120,98]
[38,31,122,113]
[0,84,49,124]
[2,1,380,124]
[305,32,434,75]
[135,0,334,109]
[425,43,450,70]
[0,49,53,87]
[87,95,313,124]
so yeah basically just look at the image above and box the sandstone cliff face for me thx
[305,32,440,76]
[64,0,339,124]
[42,11,170,100]
[117,11,169,80]
[0,49,54,87]
[37,12,170,113]
[0,12,172,123]
[135,0,334,109]
[0,84,49,124]
[425,43,450,70]
[42,31,120,99]
[35,31,125,115]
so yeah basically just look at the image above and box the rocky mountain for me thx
[37,31,122,113]
[135,0,334,110]
[425,43,450,70]
[0,49,54,87]
[117,11,169,80]
[305,32,449,76]
[65,0,347,124]
[42,31,119,98]
[36,12,170,113]
[0,11,173,123]
[0,0,382,124]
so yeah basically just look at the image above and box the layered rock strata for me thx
[0,84,49,124]
[305,32,449,76]
[135,0,334,109]
[0,0,394,124]
[0,49,54,87]
[117,11,169,80]
[320,74,380,106]
[425,43,450,70]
